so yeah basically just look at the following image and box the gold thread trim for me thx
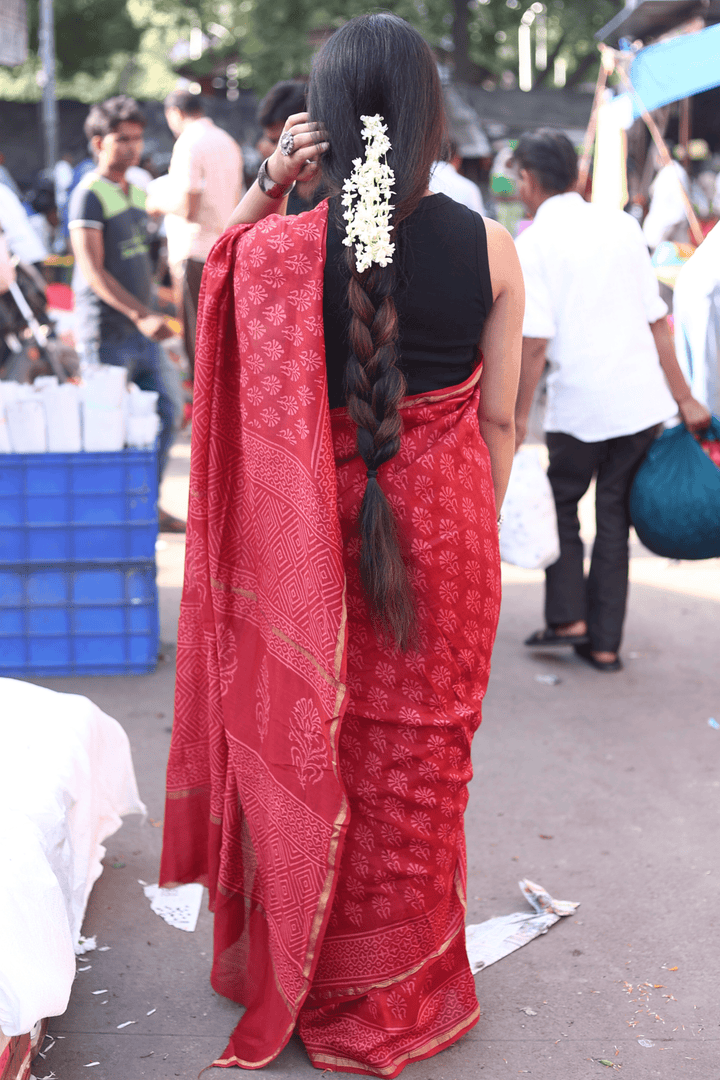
[308,1003,481,1076]
[166,786,209,800]
[312,920,465,1001]
[271,624,345,694]
[211,576,257,602]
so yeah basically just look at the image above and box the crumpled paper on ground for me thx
[465,878,579,974]
[142,882,203,932]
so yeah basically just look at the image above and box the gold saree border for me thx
[308,1003,481,1077]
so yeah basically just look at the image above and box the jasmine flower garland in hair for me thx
[342,114,395,273]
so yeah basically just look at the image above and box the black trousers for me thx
[545,426,657,653]
[181,257,205,379]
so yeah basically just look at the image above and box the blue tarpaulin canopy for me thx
[630,23,720,117]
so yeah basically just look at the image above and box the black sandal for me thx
[524,627,590,647]
[574,643,623,672]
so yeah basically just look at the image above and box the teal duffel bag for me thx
[629,417,720,559]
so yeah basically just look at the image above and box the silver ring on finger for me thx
[280,131,295,156]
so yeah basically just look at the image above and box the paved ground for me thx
[34,436,720,1080]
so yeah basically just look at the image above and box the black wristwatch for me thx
[257,158,296,199]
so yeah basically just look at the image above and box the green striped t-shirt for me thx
[69,172,152,344]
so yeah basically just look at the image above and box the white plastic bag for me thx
[499,445,560,570]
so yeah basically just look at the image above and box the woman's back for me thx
[323,193,493,408]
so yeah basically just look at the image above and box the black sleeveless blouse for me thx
[322,192,494,410]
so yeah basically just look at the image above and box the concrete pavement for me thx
[35,435,720,1080]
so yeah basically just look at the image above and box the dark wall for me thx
[0,91,260,187]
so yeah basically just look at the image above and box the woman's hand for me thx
[265,111,329,188]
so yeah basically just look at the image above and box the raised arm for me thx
[225,112,328,229]
[478,218,525,512]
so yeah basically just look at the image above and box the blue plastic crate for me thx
[0,561,159,675]
[0,448,158,565]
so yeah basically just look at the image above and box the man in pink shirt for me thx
[147,91,244,374]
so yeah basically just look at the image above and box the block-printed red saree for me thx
[160,200,501,1078]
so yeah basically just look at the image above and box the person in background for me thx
[0,153,22,198]
[0,175,48,268]
[256,79,323,214]
[643,148,690,251]
[68,94,184,533]
[144,91,244,378]
[673,219,720,416]
[512,129,710,672]
[429,138,486,214]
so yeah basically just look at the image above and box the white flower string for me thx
[342,114,395,273]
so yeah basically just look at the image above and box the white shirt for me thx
[0,182,47,265]
[673,220,720,413]
[516,192,677,442]
[164,117,244,266]
[642,162,690,250]
[429,161,486,215]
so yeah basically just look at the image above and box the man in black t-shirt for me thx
[69,95,184,532]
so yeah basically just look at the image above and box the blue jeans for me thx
[98,331,177,482]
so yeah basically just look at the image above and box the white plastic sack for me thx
[39,382,82,453]
[82,405,124,451]
[0,678,146,1036]
[499,445,560,570]
[6,398,47,453]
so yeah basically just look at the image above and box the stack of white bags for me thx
[0,366,160,454]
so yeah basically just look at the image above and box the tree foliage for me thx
[0,0,623,103]
[27,0,141,79]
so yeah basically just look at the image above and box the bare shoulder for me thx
[483,217,522,300]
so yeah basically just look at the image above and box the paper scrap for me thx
[75,935,96,955]
[146,1008,156,1015]
[97,946,111,951]
[708,718,719,730]
[535,674,561,685]
[84,1064,100,1068]
[143,882,203,932]
[92,990,108,995]
[77,965,91,972]
[116,1020,137,1029]
[465,879,579,974]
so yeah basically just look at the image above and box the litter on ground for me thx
[142,881,203,932]
[465,879,579,973]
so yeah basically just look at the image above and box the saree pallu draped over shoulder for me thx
[160,200,501,1078]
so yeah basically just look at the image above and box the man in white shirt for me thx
[146,92,244,374]
[0,180,48,267]
[429,140,486,215]
[673,220,720,415]
[513,129,709,671]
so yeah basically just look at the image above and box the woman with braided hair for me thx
[161,13,523,1077]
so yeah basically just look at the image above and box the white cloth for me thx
[673,220,720,414]
[164,116,244,266]
[0,678,145,1036]
[516,192,677,443]
[429,160,486,215]
[643,161,690,250]
[125,165,154,192]
[0,183,47,265]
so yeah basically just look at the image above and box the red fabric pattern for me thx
[160,202,350,1067]
[160,199,501,1077]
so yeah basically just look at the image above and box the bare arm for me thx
[70,227,172,341]
[514,336,548,451]
[225,112,328,229]
[650,316,711,432]
[146,187,202,223]
[478,218,525,513]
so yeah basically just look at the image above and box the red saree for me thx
[160,200,501,1078]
